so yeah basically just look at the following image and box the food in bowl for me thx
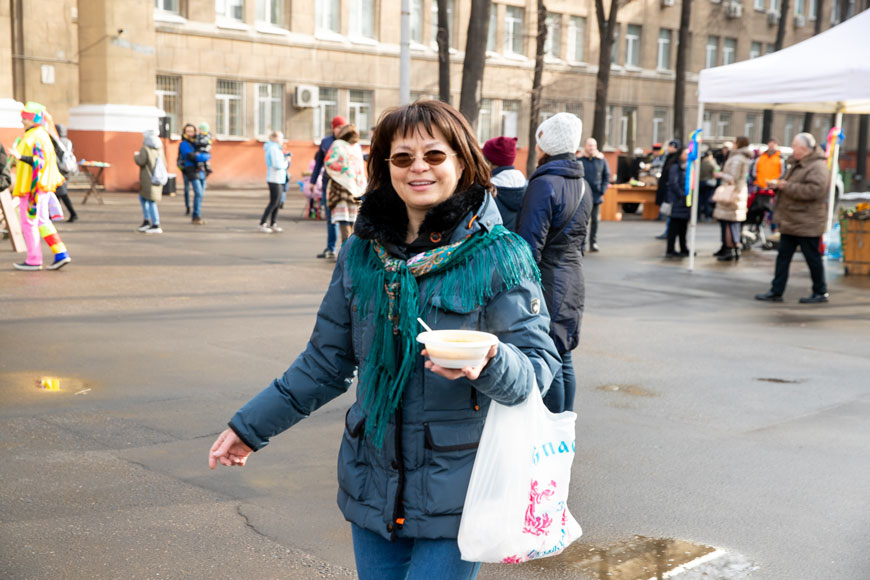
[417,330,499,369]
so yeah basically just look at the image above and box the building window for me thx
[156,75,180,136]
[753,0,765,9]
[809,0,818,19]
[784,114,800,144]
[349,0,375,38]
[256,83,283,138]
[716,112,731,137]
[431,0,455,48]
[314,87,338,140]
[566,102,583,119]
[539,100,556,124]
[256,0,283,26]
[316,0,340,33]
[215,0,244,20]
[619,107,636,149]
[478,98,493,142]
[605,105,615,147]
[487,5,497,52]
[653,110,667,145]
[410,0,423,43]
[766,43,775,55]
[722,38,736,65]
[349,90,373,140]
[769,0,779,12]
[794,0,805,15]
[705,36,719,68]
[657,29,672,70]
[744,113,760,143]
[750,41,762,59]
[610,27,619,65]
[216,80,244,137]
[625,24,641,68]
[545,13,562,58]
[500,100,520,138]
[155,0,180,13]
[504,6,524,55]
[703,111,713,137]
[567,16,585,62]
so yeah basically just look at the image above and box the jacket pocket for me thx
[422,418,485,515]
[337,404,368,502]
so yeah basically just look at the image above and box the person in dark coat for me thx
[665,148,690,257]
[483,136,527,232]
[54,124,79,222]
[577,137,610,252]
[655,139,681,239]
[208,100,560,579]
[308,115,347,259]
[517,112,592,414]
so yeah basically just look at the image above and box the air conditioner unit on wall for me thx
[661,0,675,7]
[294,85,319,108]
[767,9,780,24]
[794,13,806,26]
[727,1,743,19]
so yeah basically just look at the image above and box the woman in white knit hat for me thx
[516,112,593,414]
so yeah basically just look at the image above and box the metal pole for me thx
[825,108,844,233]
[399,0,411,105]
[688,103,704,272]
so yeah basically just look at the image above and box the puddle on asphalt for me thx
[536,536,757,579]
[597,384,656,397]
[0,372,94,395]
[755,377,805,384]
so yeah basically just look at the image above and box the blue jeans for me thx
[190,176,205,218]
[544,350,576,413]
[322,193,339,252]
[139,196,160,225]
[351,524,480,580]
[183,175,191,210]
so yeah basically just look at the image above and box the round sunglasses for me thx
[386,150,457,168]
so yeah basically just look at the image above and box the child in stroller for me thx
[741,188,776,250]
[299,159,323,220]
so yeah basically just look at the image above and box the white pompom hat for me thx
[535,112,583,156]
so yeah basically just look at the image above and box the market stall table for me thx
[78,160,111,204]
[601,184,659,221]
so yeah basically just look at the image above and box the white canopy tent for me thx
[688,8,870,270]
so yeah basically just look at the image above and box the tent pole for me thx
[825,108,844,233]
[688,103,704,272]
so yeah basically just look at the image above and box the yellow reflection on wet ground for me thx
[0,372,94,395]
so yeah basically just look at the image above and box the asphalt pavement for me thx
[1,189,868,580]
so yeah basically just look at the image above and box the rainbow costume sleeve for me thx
[26,142,46,218]
[684,129,702,206]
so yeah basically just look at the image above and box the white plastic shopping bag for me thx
[458,384,582,563]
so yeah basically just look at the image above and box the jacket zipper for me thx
[390,402,406,538]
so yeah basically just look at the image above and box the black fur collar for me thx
[355,185,486,246]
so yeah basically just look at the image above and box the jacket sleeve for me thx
[310,140,327,185]
[475,279,561,405]
[601,158,611,193]
[515,179,553,263]
[133,147,147,168]
[228,252,358,451]
[786,160,829,202]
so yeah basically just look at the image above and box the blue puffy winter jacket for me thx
[178,137,210,180]
[227,187,561,542]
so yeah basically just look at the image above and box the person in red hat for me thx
[308,115,349,259]
[482,136,526,232]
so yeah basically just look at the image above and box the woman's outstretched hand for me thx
[209,428,253,470]
[422,344,498,381]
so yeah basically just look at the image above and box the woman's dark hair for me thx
[366,100,492,195]
[182,123,197,139]
[735,136,750,149]
[338,123,359,145]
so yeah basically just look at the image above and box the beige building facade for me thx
[0,0,861,189]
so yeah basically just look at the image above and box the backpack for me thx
[51,134,77,175]
[151,153,169,187]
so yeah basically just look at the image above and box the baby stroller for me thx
[299,160,324,220]
[741,188,776,251]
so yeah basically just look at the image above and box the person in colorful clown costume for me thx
[8,102,71,271]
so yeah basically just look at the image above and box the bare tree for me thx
[526,0,548,176]
[459,0,492,129]
[436,0,450,103]
[761,0,791,142]
[591,0,621,145]
[672,0,692,144]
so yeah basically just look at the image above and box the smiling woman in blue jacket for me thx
[516,113,592,414]
[208,100,560,580]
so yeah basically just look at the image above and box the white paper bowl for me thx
[417,330,499,369]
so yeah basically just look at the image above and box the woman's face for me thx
[388,125,464,216]
[183,126,195,139]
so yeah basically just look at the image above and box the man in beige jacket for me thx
[755,133,830,304]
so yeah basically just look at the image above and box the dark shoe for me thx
[590,243,600,252]
[655,233,668,240]
[13,262,42,271]
[185,207,191,216]
[799,293,829,304]
[67,214,78,223]
[137,220,152,232]
[665,252,684,259]
[47,256,71,270]
[755,291,783,302]
[717,248,739,261]
[713,246,728,257]
[317,250,336,259]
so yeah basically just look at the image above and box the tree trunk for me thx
[673,0,692,144]
[592,0,620,145]
[436,0,450,103]
[761,0,791,142]
[803,0,826,131]
[459,0,492,128]
[526,0,548,176]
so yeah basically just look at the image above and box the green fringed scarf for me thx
[348,224,541,447]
